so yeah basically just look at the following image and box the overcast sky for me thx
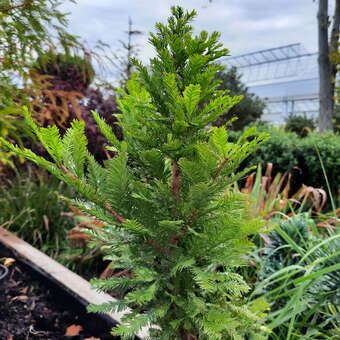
[60,0,321,80]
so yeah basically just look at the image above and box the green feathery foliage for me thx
[0,0,79,168]
[1,6,271,339]
[0,0,78,72]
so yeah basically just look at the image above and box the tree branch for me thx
[0,1,32,12]
[61,165,77,181]
[147,239,169,255]
[60,165,169,256]
[59,166,126,226]
[105,203,126,224]
[170,158,228,247]
[189,208,197,223]
[105,203,168,255]
[211,157,228,183]
[170,232,181,245]
[172,160,180,201]
[170,208,197,246]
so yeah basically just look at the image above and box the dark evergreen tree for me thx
[110,17,143,88]
[213,66,265,130]
[1,7,270,339]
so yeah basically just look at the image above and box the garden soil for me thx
[0,256,117,340]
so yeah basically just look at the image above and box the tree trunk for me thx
[318,0,340,131]
[318,0,334,131]
[330,0,340,112]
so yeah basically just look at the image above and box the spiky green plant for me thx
[252,214,340,339]
[1,6,270,340]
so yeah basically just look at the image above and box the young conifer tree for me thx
[1,6,270,340]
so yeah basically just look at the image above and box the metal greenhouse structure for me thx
[222,43,319,125]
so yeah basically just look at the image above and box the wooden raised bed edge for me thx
[0,227,147,339]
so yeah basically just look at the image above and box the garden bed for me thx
[0,253,116,339]
[0,227,144,340]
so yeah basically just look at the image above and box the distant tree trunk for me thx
[112,17,142,88]
[318,0,340,131]
[318,0,333,131]
[330,0,340,106]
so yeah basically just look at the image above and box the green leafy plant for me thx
[0,106,24,169]
[1,7,271,339]
[0,75,37,170]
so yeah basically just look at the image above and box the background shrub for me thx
[295,131,340,194]
[284,112,316,137]
[233,125,340,195]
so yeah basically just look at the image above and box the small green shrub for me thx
[246,127,298,177]
[233,126,340,195]
[284,113,316,137]
[2,7,270,339]
[295,131,340,193]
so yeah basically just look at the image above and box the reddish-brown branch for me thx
[172,160,180,201]
[59,167,126,226]
[170,232,182,245]
[170,158,228,247]
[0,1,32,12]
[100,262,115,280]
[189,208,197,223]
[105,204,168,255]
[113,269,130,277]
[147,239,169,255]
[211,158,228,183]
[61,166,78,181]
[170,208,197,246]
[105,203,126,224]
[59,166,127,226]
[60,165,168,256]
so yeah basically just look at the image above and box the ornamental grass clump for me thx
[1,7,270,339]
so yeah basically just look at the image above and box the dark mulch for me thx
[0,251,118,340]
